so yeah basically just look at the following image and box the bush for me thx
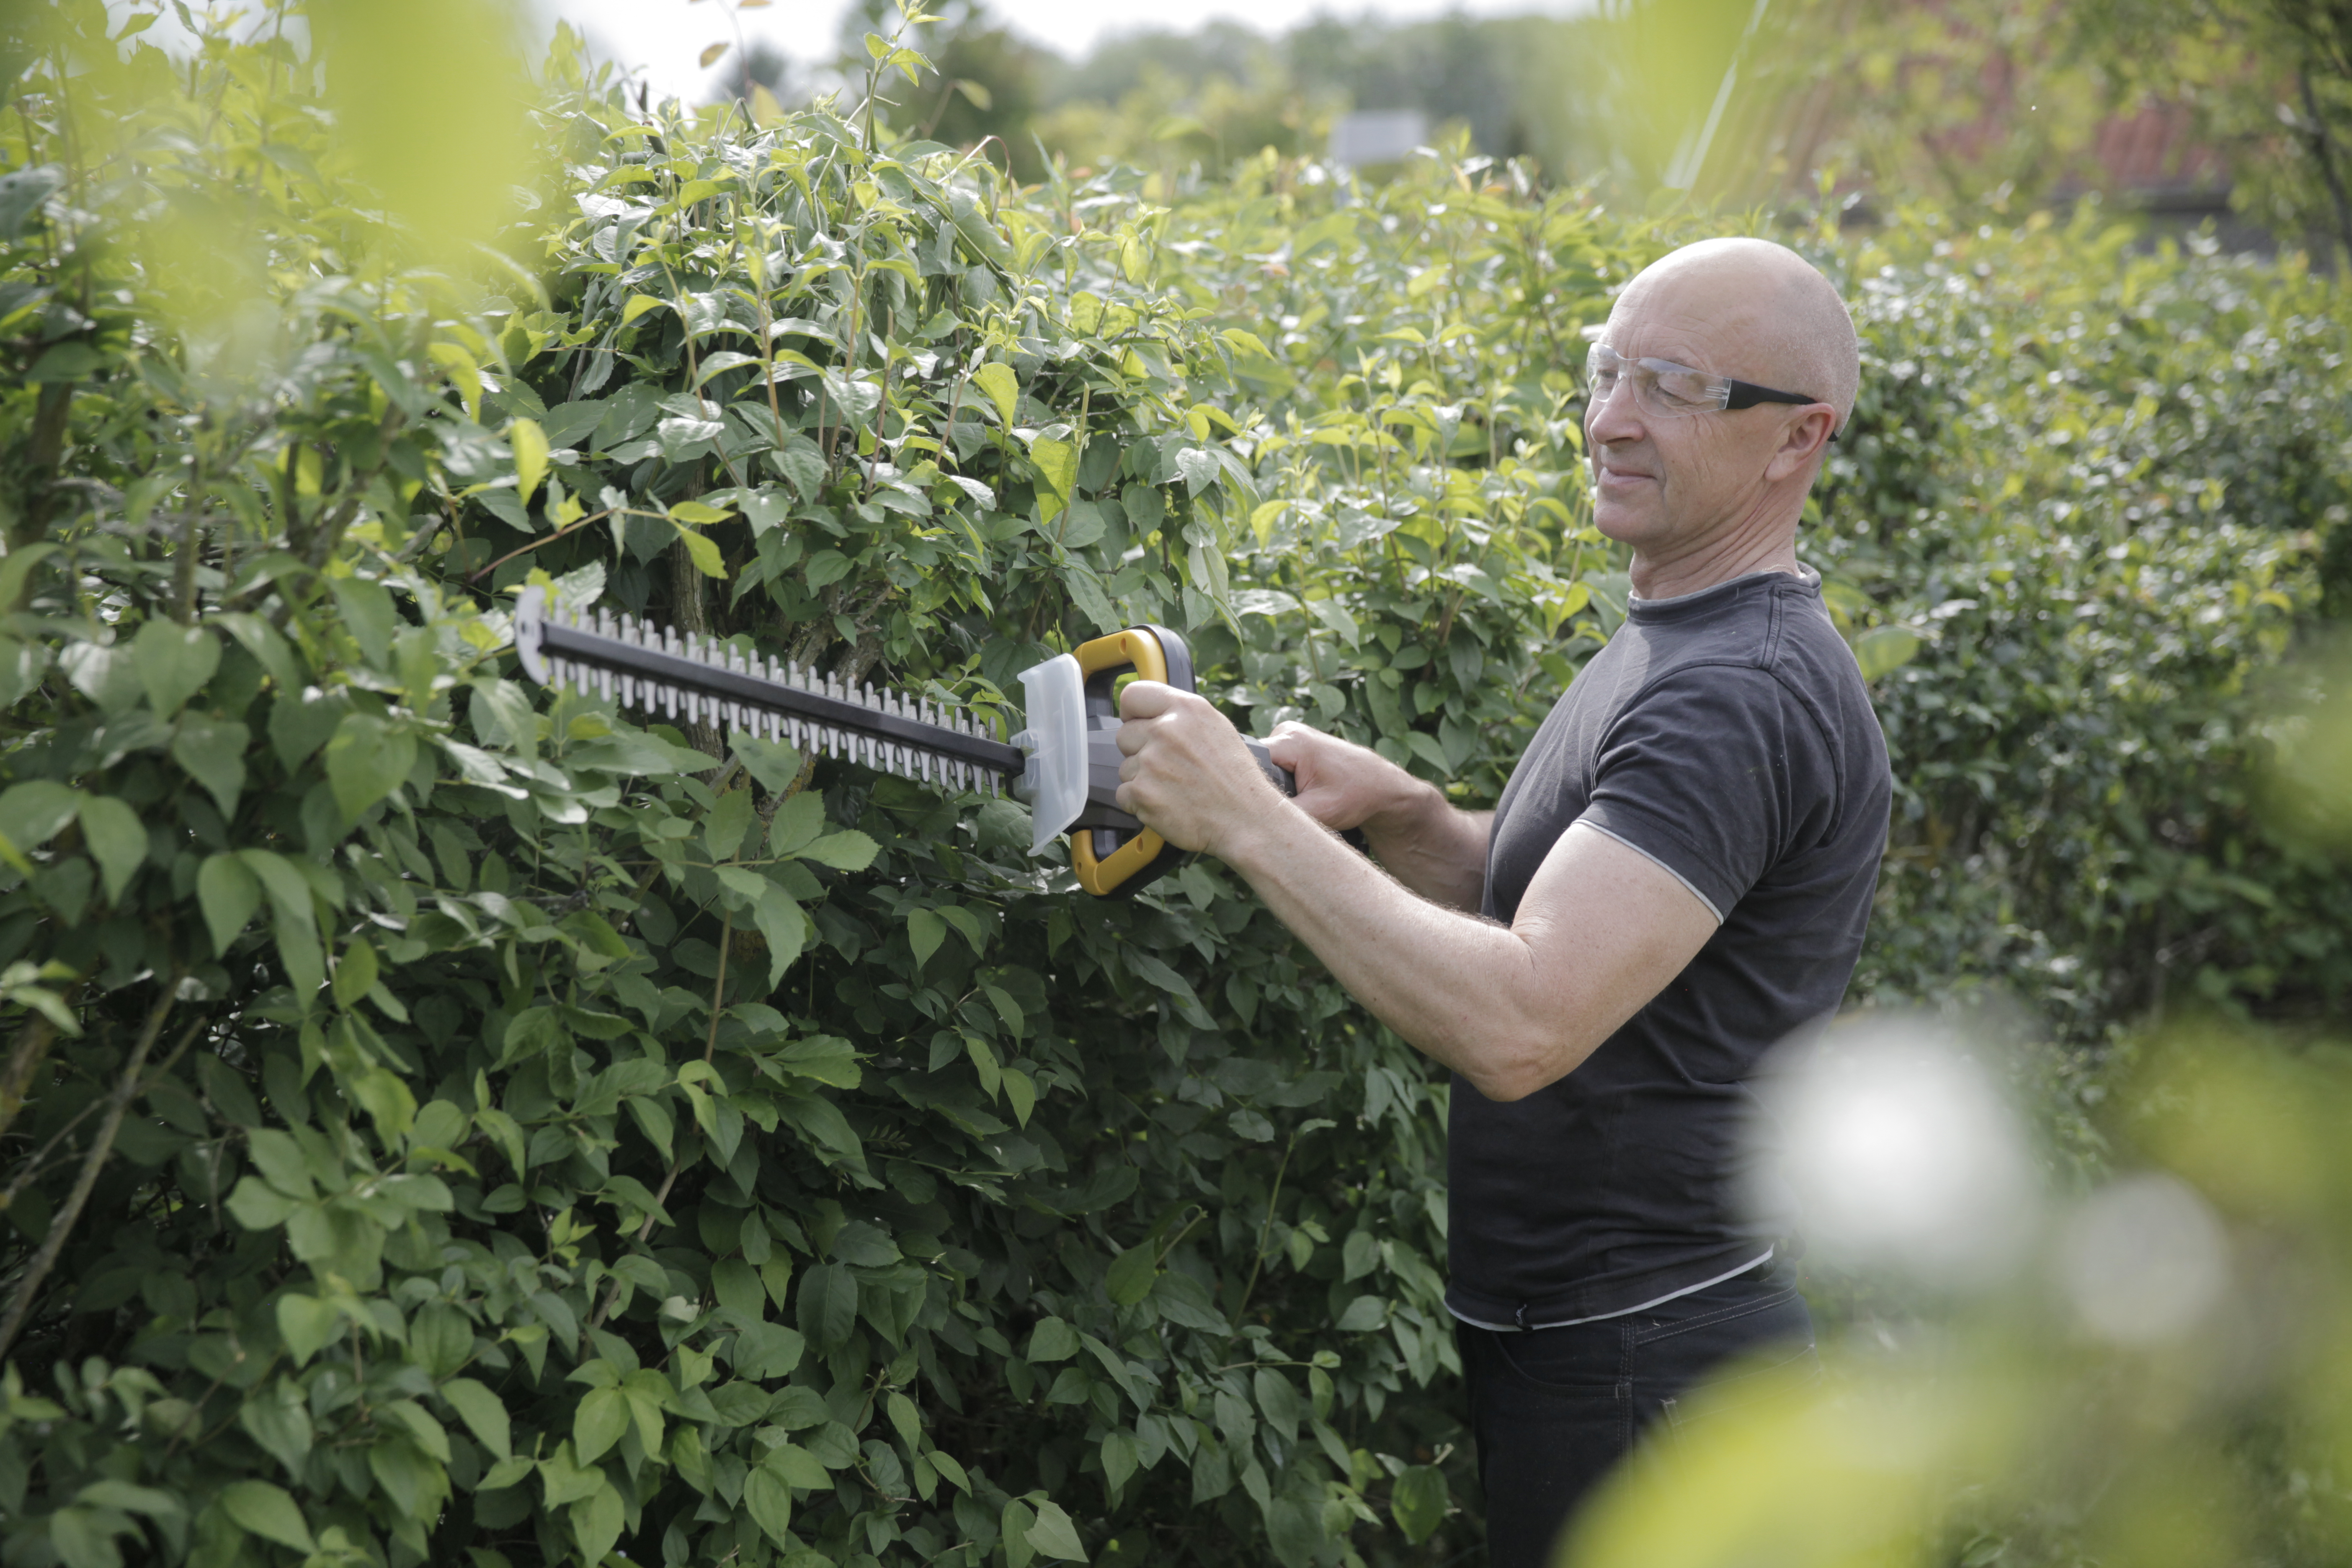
[0,12,1475,1568]
[3,10,2348,1568]
[1128,155,2352,1046]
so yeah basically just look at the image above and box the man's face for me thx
[1583,275,1797,559]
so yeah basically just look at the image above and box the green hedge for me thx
[1,10,2348,1568]
[0,13,1478,1568]
[1131,160,2352,1045]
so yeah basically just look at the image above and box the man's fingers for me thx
[1117,679,1180,719]
[1265,720,1320,769]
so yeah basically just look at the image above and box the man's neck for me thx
[1628,531,1801,601]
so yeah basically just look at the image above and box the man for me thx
[1112,236,1891,1566]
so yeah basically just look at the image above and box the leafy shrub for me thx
[0,9,1479,1568]
[1128,155,2352,1046]
[3,10,2349,1568]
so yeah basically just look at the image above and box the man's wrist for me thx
[1362,766,1452,841]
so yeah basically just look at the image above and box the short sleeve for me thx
[1576,665,1835,922]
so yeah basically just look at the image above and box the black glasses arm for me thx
[1723,378,1820,410]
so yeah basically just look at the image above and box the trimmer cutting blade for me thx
[512,588,1294,895]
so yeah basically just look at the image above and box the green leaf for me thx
[1390,1463,1449,1543]
[328,578,397,668]
[668,498,735,526]
[171,715,249,816]
[743,1466,795,1546]
[797,1262,857,1351]
[1305,596,1361,649]
[1100,1428,1137,1493]
[333,937,381,1011]
[734,734,803,794]
[1026,1317,1079,1362]
[325,712,416,822]
[242,848,323,1002]
[1853,623,1923,680]
[620,293,668,325]
[439,1377,511,1462]
[134,619,219,717]
[219,1480,315,1552]
[768,791,825,855]
[673,521,728,579]
[74,796,144,904]
[247,1129,315,1197]
[762,1442,831,1488]
[907,907,946,968]
[753,882,808,986]
[224,1176,296,1230]
[571,1482,624,1565]
[1122,951,1203,1014]
[510,416,549,502]
[1104,1244,1157,1306]
[47,1506,121,1568]
[705,784,754,861]
[930,1449,971,1492]
[238,1380,314,1478]
[972,361,1019,428]
[886,1390,921,1448]
[197,853,262,957]
[797,829,877,870]
[538,1443,605,1506]
[712,1257,766,1320]
[574,1386,629,1462]
[1061,564,1122,634]
[0,542,57,612]
[0,780,79,851]
[1028,433,1077,502]
[1026,1498,1088,1562]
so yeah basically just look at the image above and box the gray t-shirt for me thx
[1446,567,1890,1329]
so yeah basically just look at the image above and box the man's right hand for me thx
[1267,720,1493,911]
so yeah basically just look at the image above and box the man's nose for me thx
[1584,373,1644,446]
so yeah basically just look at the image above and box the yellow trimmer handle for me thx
[1068,626,1187,897]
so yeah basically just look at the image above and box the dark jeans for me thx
[1457,1262,1817,1568]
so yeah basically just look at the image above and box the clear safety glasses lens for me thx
[1584,343,1732,418]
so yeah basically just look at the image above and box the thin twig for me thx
[583,1136,698,1338]
[0,1097,103,1212]
[467,508,620,582]
[0,990,193,1357]
[704,910,734,1064]
[1220,1135,1297,1344]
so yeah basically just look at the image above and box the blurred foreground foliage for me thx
[0,4,2346,1568]
[1568,1014,2352,1568]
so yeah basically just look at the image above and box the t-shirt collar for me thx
[1627,563,1821,620]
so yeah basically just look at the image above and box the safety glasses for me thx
[1585,341,1826,421]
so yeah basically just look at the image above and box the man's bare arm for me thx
[1270,719,1486,907]
[1266,722,1490,911]
[1118,684,1720,1102]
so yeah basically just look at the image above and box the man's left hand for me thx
[1113,680,1284,856]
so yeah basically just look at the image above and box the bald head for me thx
[1612,237,1859,431]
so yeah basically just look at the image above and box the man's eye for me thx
[1653,374,1711,407]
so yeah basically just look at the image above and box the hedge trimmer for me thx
[514,587,1295,896]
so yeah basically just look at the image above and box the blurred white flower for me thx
[1747,1016,2041,1286]
[2055,1172,2230,1344]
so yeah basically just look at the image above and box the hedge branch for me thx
[0,988,188,1358]
[0,977,83,1146]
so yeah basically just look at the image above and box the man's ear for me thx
[1764,405,1837,482]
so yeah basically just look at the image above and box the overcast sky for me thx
[529,0,1592,107]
